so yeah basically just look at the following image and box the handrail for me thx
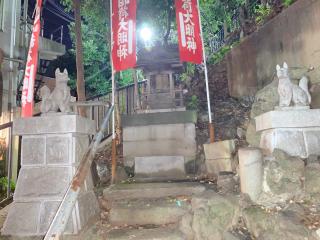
[43,105,114,240]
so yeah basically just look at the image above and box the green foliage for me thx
[282,0,294,7]
[199,0,245,47]
[0,177,15,192]
[61,0,112,97]
[208,45,231,64]
[255,4,272,25]
[186,95,199,110]
[180,63,195,82]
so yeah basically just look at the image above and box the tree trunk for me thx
[163,0,173,45]
[72,0,86,117]
[133,69,140,111]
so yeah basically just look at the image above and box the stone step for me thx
[103,182,206,201]
[108,198,190,226]
[107,227,184,240]
[134,156,186,180]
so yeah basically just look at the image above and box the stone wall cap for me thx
[255,109,320,131]
[13,114,96,135]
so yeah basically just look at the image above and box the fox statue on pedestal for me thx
[277,62,311,107]
[40,68,71,113]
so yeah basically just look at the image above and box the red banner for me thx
[175,0,203,64]
[112,0,137,72]
[21,0,42,117]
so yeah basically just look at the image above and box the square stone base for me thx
[256,110,320,158]
[260,128,320,158]
[1,115,99,237]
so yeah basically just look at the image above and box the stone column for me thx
[2,114,100,237]
[239,148,263,202]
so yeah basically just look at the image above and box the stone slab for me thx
[255,109,320,131]
[46,136,70,164]
[22,137,45,165]
[14,167,70,201]
[38,201,74,235]
[304,130,320,156]
[13,114,95,136]
[122,111,197,127]
[203,140,235,160]
[1,202,40,236]
[123,123,195,142]
[205,158,233,175]
[107,228,184,240]
[260,129,308,157]
[135,156,186,179]
[103,182,206,201]
[124,140,196,160]
[109,199,189,226]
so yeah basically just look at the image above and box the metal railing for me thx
[49,25,64,44]
[0,122,18,206]
[44,105,114,240]
[87,80,147,116]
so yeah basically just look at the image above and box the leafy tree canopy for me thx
[59,0,246,97]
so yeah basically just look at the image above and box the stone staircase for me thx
[101,182,206,240]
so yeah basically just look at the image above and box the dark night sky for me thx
[28,0,74,49]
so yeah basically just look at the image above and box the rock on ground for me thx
[183,191,239,240]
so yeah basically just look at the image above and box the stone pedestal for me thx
[2,114,100,237]
[203,140,235,176]
[256,109,320,157]
[122,111,197,179]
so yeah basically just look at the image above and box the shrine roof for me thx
[136,44,183,72]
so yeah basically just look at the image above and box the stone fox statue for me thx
[40,68,71,113]
[277,62,311,107]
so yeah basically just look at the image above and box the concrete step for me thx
[134,156,186,180]
[107,227,184,240]
[122,110,197,127]
[108,198,190,226]
[103,182,206,201]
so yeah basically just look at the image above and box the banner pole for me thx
[110,0,117,183]
[197,0,215,143]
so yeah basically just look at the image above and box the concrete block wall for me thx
[2,115,99,237]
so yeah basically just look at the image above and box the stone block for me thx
[104,182,205,201]
[304,130,320,156]
[2,202,40,236]
[39,201,74,235]
[22,137,45,165]
[14,167,70,201]
[122,110,197,127]
[123,123,195,142]
[46,136,70,164]
[255,109,320,131]
[205,158,233,175]
[77,191,100,229]
[203,140,235,160]
[73,135,89,164]
[135,156,186,179]
[123,140,196,165]
[13,114,95,136]
[239,148,263,202]
[260,129,307,157]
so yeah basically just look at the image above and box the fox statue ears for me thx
[276,62,289,71]
[55,68,68,75]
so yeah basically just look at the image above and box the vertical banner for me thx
[21,0,42,117]
[112,0,137,72]
[175,0,203,64]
